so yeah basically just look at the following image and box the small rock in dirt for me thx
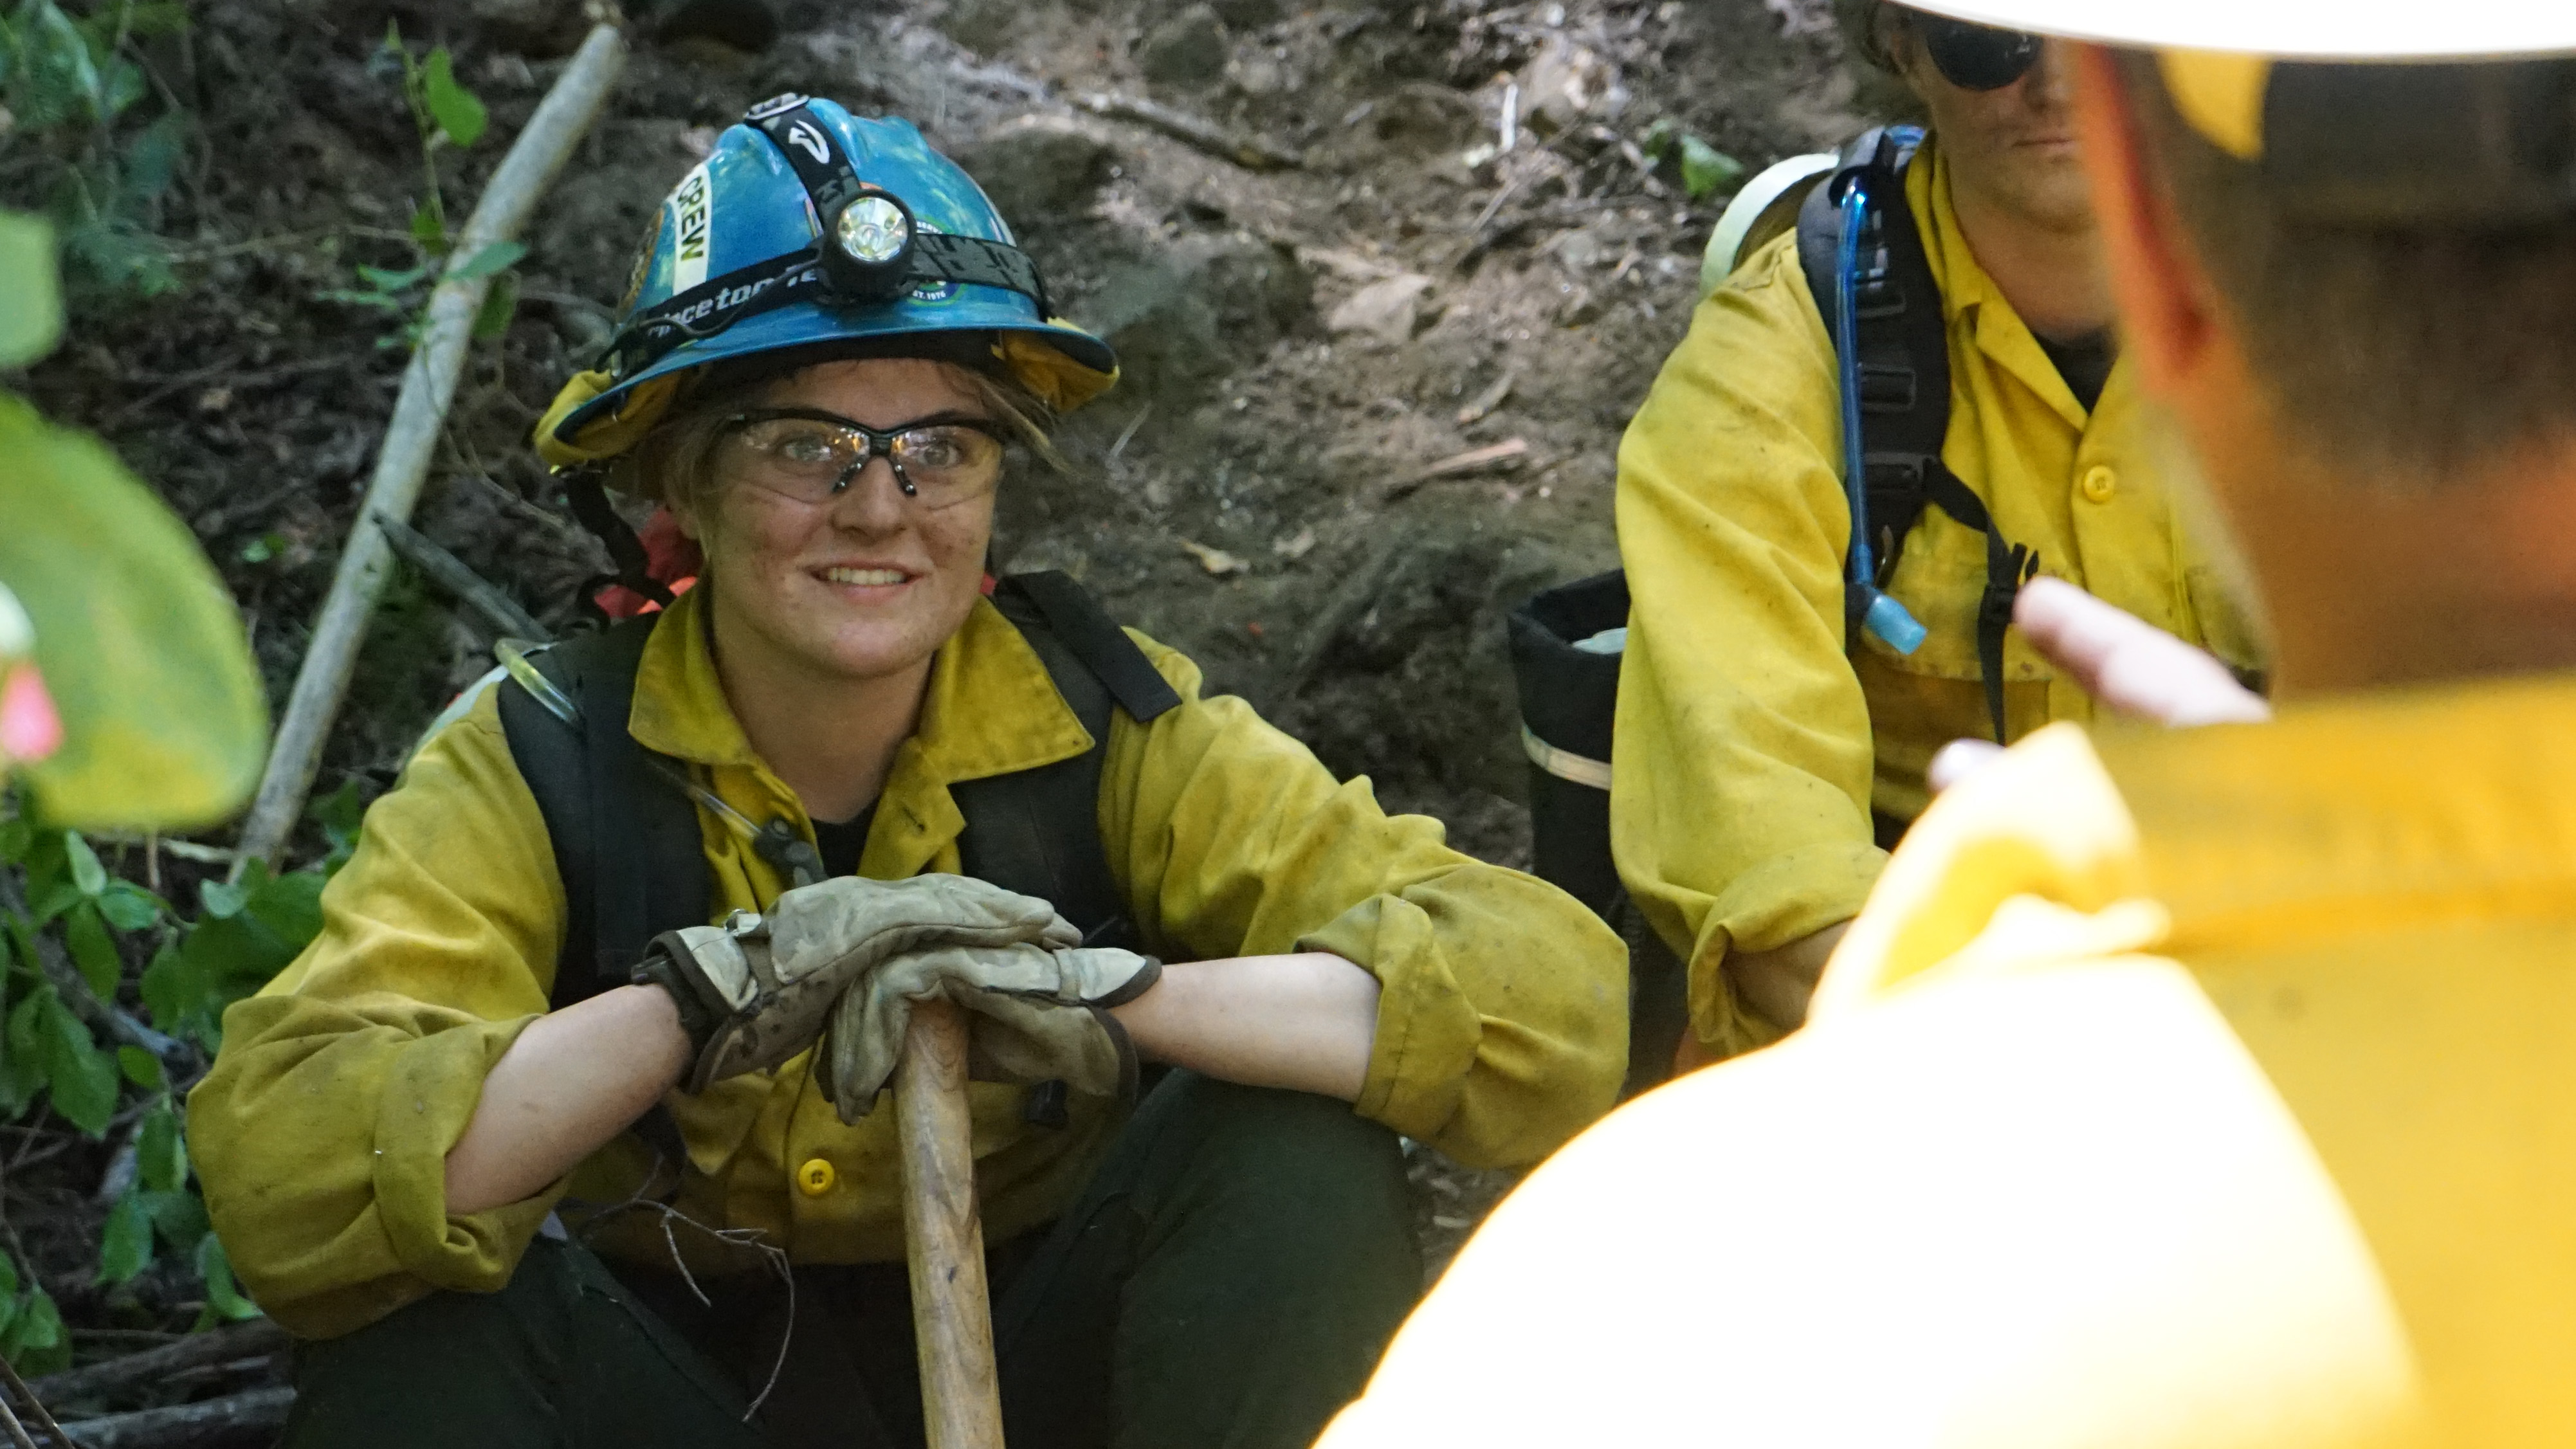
[1326,273,1433,346]
[1181,540,1250,576]
[1208,0,1279,28]
[956,116,1119,221]
[1137,5,1230,89]
[1272,527,1317,561]
[1516,34,1630,137]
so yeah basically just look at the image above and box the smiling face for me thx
[673,356,997,688]
[1893,23,2093,235]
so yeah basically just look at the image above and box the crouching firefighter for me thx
[185,96,1626,1449]
[1545,1,2268,1073]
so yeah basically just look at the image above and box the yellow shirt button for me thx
[796,1158,836,1198]
[2079,465,2118,503]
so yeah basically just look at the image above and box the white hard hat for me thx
[1890,2,2576,60]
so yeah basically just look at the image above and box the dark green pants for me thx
[279,1073,1420,1449]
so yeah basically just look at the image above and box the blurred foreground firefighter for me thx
[184,96,1623,1449]
[1612,0,2265,1065]
[1325,5,2576,1444]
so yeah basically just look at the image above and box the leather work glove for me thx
[815,942,1162,1122]
[634,875,1079,1093]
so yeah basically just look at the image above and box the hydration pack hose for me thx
[1836,179,1929,655]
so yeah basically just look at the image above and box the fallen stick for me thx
[29,1321,288,1412]
[1074,92,1302,171]
[897,999,1005,1449]
[0,1345,69,1449]
[53,1385,294,1449]
[230,22,626,875]
[372,512,553,643]
[1386,437,1531,499]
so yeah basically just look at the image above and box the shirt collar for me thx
[2101,675,2576,947]
[626,585,1097,785]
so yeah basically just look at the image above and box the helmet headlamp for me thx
[828,188,918,299]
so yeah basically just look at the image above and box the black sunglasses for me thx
[1915,14,2042,93]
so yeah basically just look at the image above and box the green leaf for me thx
[472,272,518,342]
[97,880,163,931]
[6,987,50,1070]
[448,240,525,283]
[6,1284,66,1374]
[421,48,487,149]
[0,393,269,832]
[0,1252,19,1301]
[197,878,244,920]
[63,900,118,997]
[408,201,446,251]
[96,1192,152,1285]
[138,941,205,1038]
[42,997,116,1136]
[117,1044,163,1091]
[136,1101,185,1190]
[244,869,326,954]
[0,213,63,369]
[60,831,104,896]
[1638,118,1677,163]
[355,262,428,293]
[0,819,30,864]
[195,1234,260,1320]
[143,1187,208,1253]
[1679,136,1746,202]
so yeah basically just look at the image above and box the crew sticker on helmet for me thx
[669,163,714,292]
[909,220,957,304]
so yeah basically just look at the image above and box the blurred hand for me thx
[1928,577,2269,794]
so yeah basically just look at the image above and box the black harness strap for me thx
[1798,127,2036,745]
[563,471,675,613]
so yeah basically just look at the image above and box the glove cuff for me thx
[632,931,731,1062]
[1088,953,1162,1010]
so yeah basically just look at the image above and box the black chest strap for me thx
[1797,127,2034,744]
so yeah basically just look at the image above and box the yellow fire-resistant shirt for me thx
[1324,681,2576,1448]
[188,586,1626,1341]
[1612,140,2263,1055]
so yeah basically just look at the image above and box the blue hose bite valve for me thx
[1835,177,1928,655]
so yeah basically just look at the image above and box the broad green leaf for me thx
[197,878,244,920]
[0,393,268,830]
[196,1234,260,1320]
[245,868,325,951]
[0,1250,19,1299]
[138,941,205,1036]
[25,880,80,925]
[6,989,49,1068]
[421,48,487,149]
[62,832,104,895]
[0,819,29,863]
[473,273,519,341]
[96,1192,151,1285]
[356,262,428,292]
[117,1044,163,1091]
[42,997,116,1135]
[448,240,525,283]
[0,213,62,368]
[1679,136,1746,202]
[63,900,117,997]
[144,1187,208,1252]
[96,880,163,931]
[409,201,446,251]
[136,1102,184,1191]
[7,1284,64,1369]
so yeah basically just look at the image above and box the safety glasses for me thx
[1915,14,2043,93]
[714,408,1010,508]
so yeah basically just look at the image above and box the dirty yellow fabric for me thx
[1326,686,2576,1448]
[188,586,1625,1341]
[1611,139,2262,1055]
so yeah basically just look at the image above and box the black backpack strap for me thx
[954,573,1178,957]
[496,619,710,1010]
[1797,127,2033,744]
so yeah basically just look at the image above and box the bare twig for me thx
[232,23,628,875]
[53,1386,293,1448]
[372,513,551,643]
[1073,92,1303,171]
[1386,437,1531,499]
[29,1321,289,1411]
[0,1341,71,1449]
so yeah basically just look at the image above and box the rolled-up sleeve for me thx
[187,688,568,1340]
[1101,640,1626,1168]
[1611,232,1889,1054]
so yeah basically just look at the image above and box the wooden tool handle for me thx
[897,997,1006,1449]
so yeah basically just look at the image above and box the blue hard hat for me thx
[536,95,1117,465]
